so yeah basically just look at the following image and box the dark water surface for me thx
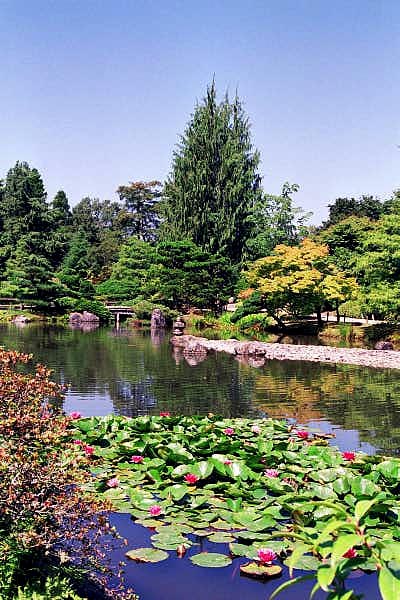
[1,323,398,600]
[2,323,399,455]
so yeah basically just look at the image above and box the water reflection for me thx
[0,323,399,455]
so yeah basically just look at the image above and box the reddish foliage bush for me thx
[0,349,135,598]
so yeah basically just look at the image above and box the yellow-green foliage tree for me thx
[244,239,358,326]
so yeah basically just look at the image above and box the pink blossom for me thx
[130,455,144,463]
[297,430,309,440]
[149,505,162,516]
[343,548,358,559]
[257,548,277,563]
[69,411,82,420]
[159,411,170,417]
[84,445,95,456]
[73,439,83,446]
[251,425,261,434]
[224,459,233,465]
[106,477,119,488]
[223,427,235,436]
[184,473,199,484]
[264,468,279,478]
[342,451,356,461]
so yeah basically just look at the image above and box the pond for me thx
[1,323,399,600]
[1,323,399,456]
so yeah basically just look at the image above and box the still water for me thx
[1,322,398,599]
[1,323,400,456]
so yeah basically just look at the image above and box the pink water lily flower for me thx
[73,439,83,446]
[224,459,233,465]
[264,468,279,478]
[257,548,277,563]
[149,505,162,516]
[159,411,170,417]
[130,455,144,464]
[342,451,356,461]
[251,425,261,434]
[84,445,95,456]
[297,430,309,439]
[184,473,199,484]
[69,411,82,420]
[223,427,235,436]
[343,547,358,559]
[106,477,119,488]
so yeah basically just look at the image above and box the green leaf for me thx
[268,574,315,600]
[331,534,363,563]
[189,552,232,568]
[354,498,379,522]
[125,547,169,563]
[286,543,311,577]
[317,563,337,591]
[379,566,400,600]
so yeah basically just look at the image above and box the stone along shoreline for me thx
[171,335,400,370]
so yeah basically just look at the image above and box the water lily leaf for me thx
[192,460,214,479]
[269,574,315,600]
[240,561,282,579]
[207,532,235,543]
[125,547,169,563]
[377,461,400,481]
[351,476,380,498]
[354,498,379,522]
[190,552,232,568]
[247,516,276,532]
[162,484,188,501]
[229,543,258,558]
[212,519,235,530]
[379,566,400,600]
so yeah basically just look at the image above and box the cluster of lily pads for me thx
[68,413,400,599]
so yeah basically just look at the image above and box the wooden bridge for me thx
[105,304,135,327]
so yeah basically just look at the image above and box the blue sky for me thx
[1,0,399,222]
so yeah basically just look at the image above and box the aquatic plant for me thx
[70,413,400,599]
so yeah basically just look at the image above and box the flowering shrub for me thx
[0,349,135,599]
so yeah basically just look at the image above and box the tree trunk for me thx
[316,307,323,327]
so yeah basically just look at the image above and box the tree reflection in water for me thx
[0,323,399,454]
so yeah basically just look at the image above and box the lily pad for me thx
[190,552,232,568]
[240,561,282,579]
[125,547,169,563]
[207,532,236,543]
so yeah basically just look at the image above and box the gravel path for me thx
[171,335,400,370]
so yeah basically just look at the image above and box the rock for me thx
[151,308,166,329]
[374,340,394,350]
[170,334,400,370]
[69,311,99,325]
[12,315,31,324]
[69,312,83,324]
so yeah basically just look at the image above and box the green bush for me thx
[236,313,273,331]
[130,299,177,324]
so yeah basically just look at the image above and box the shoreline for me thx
[171,334,400,370]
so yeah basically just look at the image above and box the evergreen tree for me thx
[57,231,94,297]
[162,81,261,263]
[51,190,72,227]
[117,180,162,241]
[3,234,62,308]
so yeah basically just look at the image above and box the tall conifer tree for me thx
[162,81,261,263]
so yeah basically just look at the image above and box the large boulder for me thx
[12,315,31,324]
[69,311,99,325]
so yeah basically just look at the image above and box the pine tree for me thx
[162,81,261,263]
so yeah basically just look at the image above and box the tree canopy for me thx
[162,81,261,263]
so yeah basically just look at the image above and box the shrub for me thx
[0,349,134,599]
[235,313,273,332]
[130,299,177,325]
